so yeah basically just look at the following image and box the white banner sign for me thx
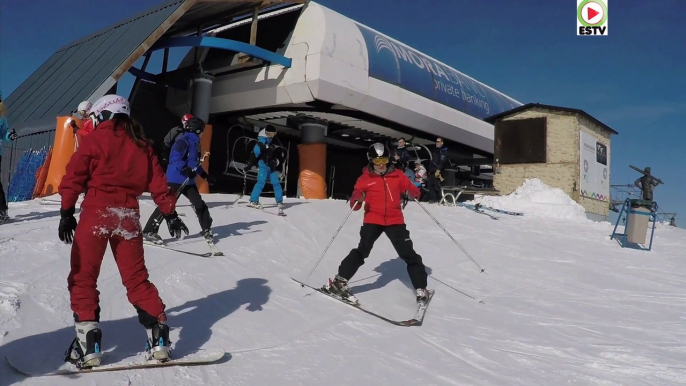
[580,132,609,202]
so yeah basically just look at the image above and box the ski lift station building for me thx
[3,0,522,200]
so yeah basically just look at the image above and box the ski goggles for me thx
[371,157,389,166]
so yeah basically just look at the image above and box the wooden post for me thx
[195,124,213,194]
[250,7,259,45]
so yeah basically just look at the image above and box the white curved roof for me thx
[175,2,522,153]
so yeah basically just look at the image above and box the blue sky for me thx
[1,0,684,226]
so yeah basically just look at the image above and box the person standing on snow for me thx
[0,92,18,223]
[247,125,285,213]
[426,137,448,203]
[324,142,430,304]
[143,116,215,244]
[58,94,189,368]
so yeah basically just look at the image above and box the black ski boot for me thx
[145,323,171,361]
[324,275,359,304]
[415,288,430,303]
[64,321,103,368]
[143,232,163,245]
[201,229,213,242]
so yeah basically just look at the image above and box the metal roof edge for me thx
[56,0,188,52]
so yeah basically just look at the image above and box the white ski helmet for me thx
[77,101,92,116]
[89,94,130,126]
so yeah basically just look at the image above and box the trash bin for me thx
[627,201,652,244]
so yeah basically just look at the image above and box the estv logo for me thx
[577,0,608,36]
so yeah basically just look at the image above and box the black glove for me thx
[71,120,80,135]
[165,211,189,240]
[8,129,18,141]
[181,166,196,178]
[58,207,78,244]
[267,158,280,170]
[200,171,216,184]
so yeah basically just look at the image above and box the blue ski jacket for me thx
[0,116,11,156]
[166,131,205,185]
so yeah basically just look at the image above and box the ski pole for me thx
[428,274,483,303]
[231,171,247,207]
[303,198,363,284]
[414,199,485,273]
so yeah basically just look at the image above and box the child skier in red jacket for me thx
[58,95,189,368]
[325,143,430,304]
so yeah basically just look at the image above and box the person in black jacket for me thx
[392,137,415,182]
[392,138,410,170]
[426,137,448,203]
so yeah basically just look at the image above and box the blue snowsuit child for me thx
[143,117,214,242]
[248,126,283,209]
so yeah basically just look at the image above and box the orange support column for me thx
[298,143,327,199]
[195,124,212,194]
[297,121,328,199]
[41,117,79,196]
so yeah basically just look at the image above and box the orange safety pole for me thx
[195,124,212,193]
[41,117,79,196]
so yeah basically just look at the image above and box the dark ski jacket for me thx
[163,126,184,150]
[429,147,448,173]
[392,146,410,171]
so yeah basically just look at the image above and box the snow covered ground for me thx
[1,180,684,385]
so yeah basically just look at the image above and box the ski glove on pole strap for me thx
[58,207,78,244]
[181,166,197,178]
[349,191,365,210]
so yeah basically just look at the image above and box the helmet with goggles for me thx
[367,142,390,166]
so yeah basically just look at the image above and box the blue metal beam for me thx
[151,36,292,68]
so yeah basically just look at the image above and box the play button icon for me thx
[587,7,599,20]
[581,1,605,25]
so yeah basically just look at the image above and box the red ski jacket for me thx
[350,166,420,226]
[59,120,176,214]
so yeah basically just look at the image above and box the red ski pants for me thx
[67,206,166,324]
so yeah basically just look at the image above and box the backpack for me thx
[245,141,267,170]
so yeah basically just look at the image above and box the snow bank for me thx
[468,178,589,222]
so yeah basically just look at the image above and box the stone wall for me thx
[493,107,613,220]
[494,109,579,197]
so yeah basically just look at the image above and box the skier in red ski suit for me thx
[325,143,430,304]
[58,95,189,368]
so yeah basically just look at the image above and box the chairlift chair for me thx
[223,125,289,185]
